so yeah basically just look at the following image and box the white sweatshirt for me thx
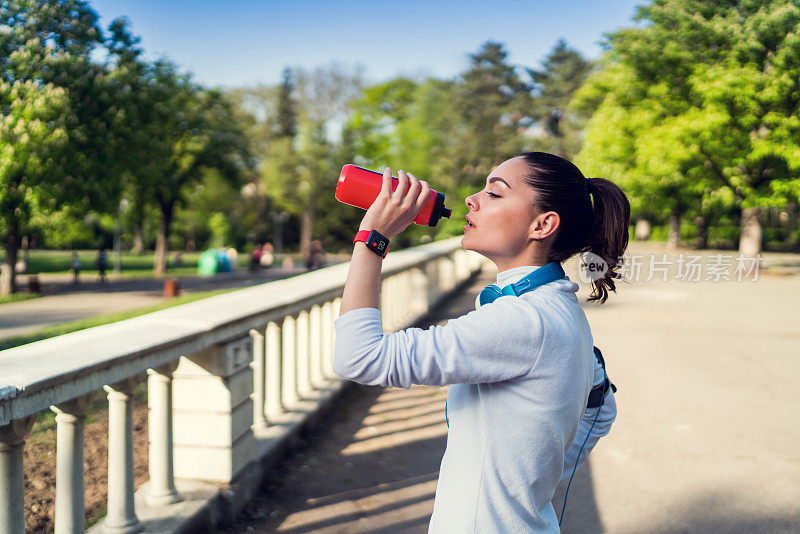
[334,265,609,532]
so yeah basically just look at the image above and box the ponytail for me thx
[586,177,630,303]
[518,152,631,304]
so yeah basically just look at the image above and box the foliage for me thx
[575,0,800,249]
[526,39,594,158]
[0,0,116,293]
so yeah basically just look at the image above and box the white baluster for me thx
[52,394,92,534]
[309,305,324,388]
[0,416,35,534]
[282,315,299,408]
[103,378,143,534]
[146,363,181,506]
[265,321,283,419]
[321,301,334,379]
[249,329,267,430]
[296,310,312,397]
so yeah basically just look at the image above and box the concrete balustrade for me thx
[0,238,482,533]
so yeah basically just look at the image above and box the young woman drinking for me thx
[334,152,630,532]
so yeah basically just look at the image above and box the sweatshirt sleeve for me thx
[333,297,544,388]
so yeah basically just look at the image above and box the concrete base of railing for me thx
[84,264,483,534]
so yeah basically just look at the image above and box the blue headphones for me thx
[478,262,567,306]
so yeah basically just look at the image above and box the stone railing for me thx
[0,238,482,534]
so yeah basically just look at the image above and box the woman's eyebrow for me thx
[488,176,511,188]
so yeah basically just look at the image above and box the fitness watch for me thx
[353,230,390,258]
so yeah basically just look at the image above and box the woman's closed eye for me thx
[487,192,501,198]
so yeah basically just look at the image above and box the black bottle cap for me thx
[427,192,452,227]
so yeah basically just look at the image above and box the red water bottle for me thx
[335,164,452,227]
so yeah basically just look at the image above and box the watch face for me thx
[367,231,389,256]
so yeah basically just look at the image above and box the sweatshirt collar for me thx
[495,265,543,287]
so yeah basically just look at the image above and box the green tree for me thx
[260,64,363,254]
[455,41,531,183]
[576,0,800,254]
[0,79,68,293]
[146,67,251,275]
[527,39,594,158]
[345,77,463,241]
[0,0,118,293]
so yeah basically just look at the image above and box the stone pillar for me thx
[332,298,341,358]
[0,415,35,534]
[309,305,324,388]
[265,321,283,419]
[249,329,267,430]
[51,394,92,534]
[426,260,441,307]
[439,257,456,293]
[410,267,428,317]
[146,363,181,505]
[296,310,312,397]
[103,378,143,534]
[379,278,390,330]
[321,302,334,379]
[281,316,299,408]
[400,271,412,324]
[171,337,255,483]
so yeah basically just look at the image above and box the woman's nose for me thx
[465,194,478,211]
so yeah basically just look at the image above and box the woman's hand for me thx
[359,167,431,238]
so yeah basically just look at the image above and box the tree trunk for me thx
[667,208,681,249]
[739,206,762,257]
[1,221,20,295]
[154,206,173,277]
[695,216,708,250]
[132,225,144,255]
[785,201,798,250]
[300,207,314,256]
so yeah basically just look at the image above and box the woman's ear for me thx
[528,211,560,241]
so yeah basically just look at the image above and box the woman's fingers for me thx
[395,169,410,199]
[414,179,431,214]
[380,167,392,196]
[404,172,421,208]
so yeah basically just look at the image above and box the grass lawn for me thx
[10,250,215,276]
[0,293,41,305]
[3,250,304,278]
[0,287,236,351]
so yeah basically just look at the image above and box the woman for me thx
[334,152,630,532]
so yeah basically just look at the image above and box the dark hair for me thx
[518,152,630,303]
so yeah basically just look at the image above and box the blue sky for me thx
[91,0,644,88]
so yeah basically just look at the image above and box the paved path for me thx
[227,245,800,533]
[0,268,308,340]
